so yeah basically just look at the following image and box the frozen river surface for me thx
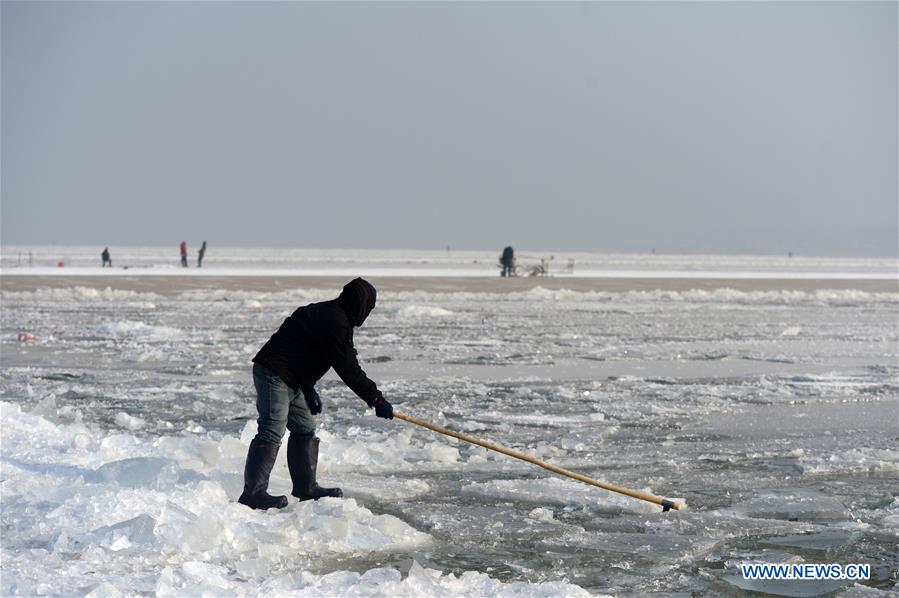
[1,282,897,596]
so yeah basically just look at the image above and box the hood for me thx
[336,278,377,327]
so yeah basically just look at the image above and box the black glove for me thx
[303,386,322,415]
[374,397,393,420]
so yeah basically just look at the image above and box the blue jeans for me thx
[252,363,315,444]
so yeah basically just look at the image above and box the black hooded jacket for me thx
[252,278,382,406]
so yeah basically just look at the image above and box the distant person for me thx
[101,247,112,268]
[197,241,207,268]
[239,278,394,510]
[500,246,516,277]
[180,241,188,267]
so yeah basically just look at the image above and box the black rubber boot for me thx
[238,439,288,510]
[288,435,343,501]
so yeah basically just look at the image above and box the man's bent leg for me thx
[286,390,342,500]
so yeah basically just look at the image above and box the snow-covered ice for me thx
[2,245,896,279]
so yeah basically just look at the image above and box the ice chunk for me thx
[90,514,157,549]
[405,560,445,594]
[32,394,58,421]
[315,427,462,473]
[798,448,899,475]
[336,473,431,501]
[85,582,124,597]
[95,320,184,341]
[427,443,462,463]
[358,567,403,585]
[234,557,270,579]
[396,305,454,318]
[732,491,852,522]
[92,457,203,489]
[528,507,556,522]
[156,561,234,596]
[114,412,145,431]
[287,498,433,555]
[462,477,659,514]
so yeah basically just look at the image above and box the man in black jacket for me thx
[238,278,394,510]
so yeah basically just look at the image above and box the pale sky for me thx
[2,1,896,256]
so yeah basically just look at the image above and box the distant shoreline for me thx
[1,274,895,295]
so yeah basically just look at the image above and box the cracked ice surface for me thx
[2,274,897,595]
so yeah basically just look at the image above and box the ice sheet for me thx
[2,265,896,595]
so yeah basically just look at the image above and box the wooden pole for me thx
[394,411,683,511]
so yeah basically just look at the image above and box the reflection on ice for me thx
[729,491,852,522]
[761,531,856,552]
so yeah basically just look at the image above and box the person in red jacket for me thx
[180,241,188,267]
[238,278,394,510]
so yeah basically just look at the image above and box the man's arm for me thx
[321,320,382,406]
